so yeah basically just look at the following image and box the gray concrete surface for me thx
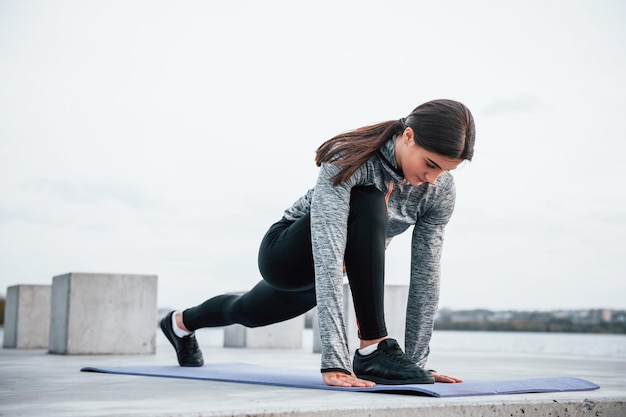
[1,327,624,417]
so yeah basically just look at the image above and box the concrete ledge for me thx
[48,272,158,354]
[251,399,626,417]
[170,400,626,417]
[2,284,51,349]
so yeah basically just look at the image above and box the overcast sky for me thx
[1,0,624,312]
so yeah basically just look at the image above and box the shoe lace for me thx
[383,343,417,366]
[182,334,199,354]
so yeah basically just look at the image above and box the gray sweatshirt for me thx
[283,137,456,374]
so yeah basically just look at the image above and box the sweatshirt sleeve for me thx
[405,178,456,368]
[310,161,363,374]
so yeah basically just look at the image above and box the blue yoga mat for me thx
[81,362,599,397]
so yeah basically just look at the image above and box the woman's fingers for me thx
[432,372,463,383]
[351,376,376,387]
[322,371,464,386]
[322,372,376,387]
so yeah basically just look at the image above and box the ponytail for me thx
[315,99,475,186]
[316,119,404,186]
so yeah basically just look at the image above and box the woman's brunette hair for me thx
[316,99,475,185]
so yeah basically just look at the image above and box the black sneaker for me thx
[160,311,204,367]
[353,338,434,384]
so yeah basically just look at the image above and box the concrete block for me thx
[224,315,305,349]
[48,272,158,355]
[3,285,51,349]
[313,283,409,353]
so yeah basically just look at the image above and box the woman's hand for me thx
[432,372,463,383]
[322,371,376,387]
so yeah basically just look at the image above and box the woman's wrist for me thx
[321,367,351,375]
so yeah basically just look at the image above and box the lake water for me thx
[297,328,626,360]
[429,330,626,358]
[202,327,626,359]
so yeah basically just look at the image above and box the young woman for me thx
[160,99,475,387]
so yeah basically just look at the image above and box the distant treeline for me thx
[434,319,626,334]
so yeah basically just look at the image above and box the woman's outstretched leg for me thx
[161,214,317,366]
[184,214,317,329]
[183,281,316,330]
[161,283,316,367]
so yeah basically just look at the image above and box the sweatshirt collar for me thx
[378,135,404,181]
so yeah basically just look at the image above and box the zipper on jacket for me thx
[384,180,394,209]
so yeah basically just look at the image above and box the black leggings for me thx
[183,185,388,340]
